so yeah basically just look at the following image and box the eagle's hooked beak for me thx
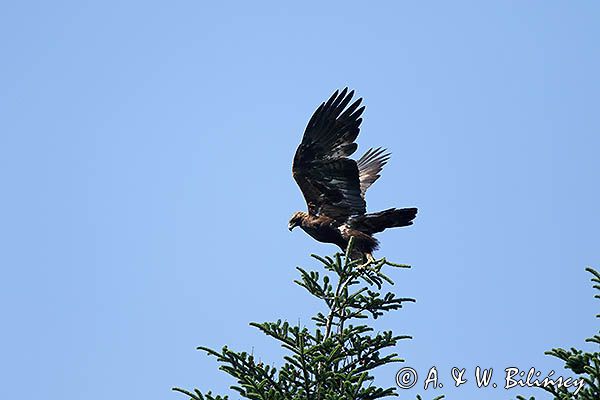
[288,222,296,231]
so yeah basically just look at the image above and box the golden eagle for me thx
[289,88,417,261]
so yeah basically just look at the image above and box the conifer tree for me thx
[174,238,443,400]
[517,267,600,400]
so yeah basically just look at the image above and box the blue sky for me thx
[1,2,599,400]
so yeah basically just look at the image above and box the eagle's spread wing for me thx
[292,88,366,220]
[356,147,390,197]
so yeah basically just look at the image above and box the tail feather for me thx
[352,207,418,234]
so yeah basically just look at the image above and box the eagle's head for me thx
[288,211,308,231]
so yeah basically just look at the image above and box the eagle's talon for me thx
[356,253,376,269]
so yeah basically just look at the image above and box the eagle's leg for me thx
[357,252,376,269]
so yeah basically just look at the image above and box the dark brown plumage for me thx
[289,88,417,259]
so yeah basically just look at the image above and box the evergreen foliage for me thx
[517,267,600,400]
[174,238,443,400]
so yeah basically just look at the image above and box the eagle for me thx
[288,88,417,261]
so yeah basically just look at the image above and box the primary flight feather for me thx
[289,88,417,260]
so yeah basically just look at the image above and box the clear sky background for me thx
[1,2,599,400]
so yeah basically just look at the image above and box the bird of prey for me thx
[289,88,417,261]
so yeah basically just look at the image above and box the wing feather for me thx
[356,147,391,196]
[292,88,366,220]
